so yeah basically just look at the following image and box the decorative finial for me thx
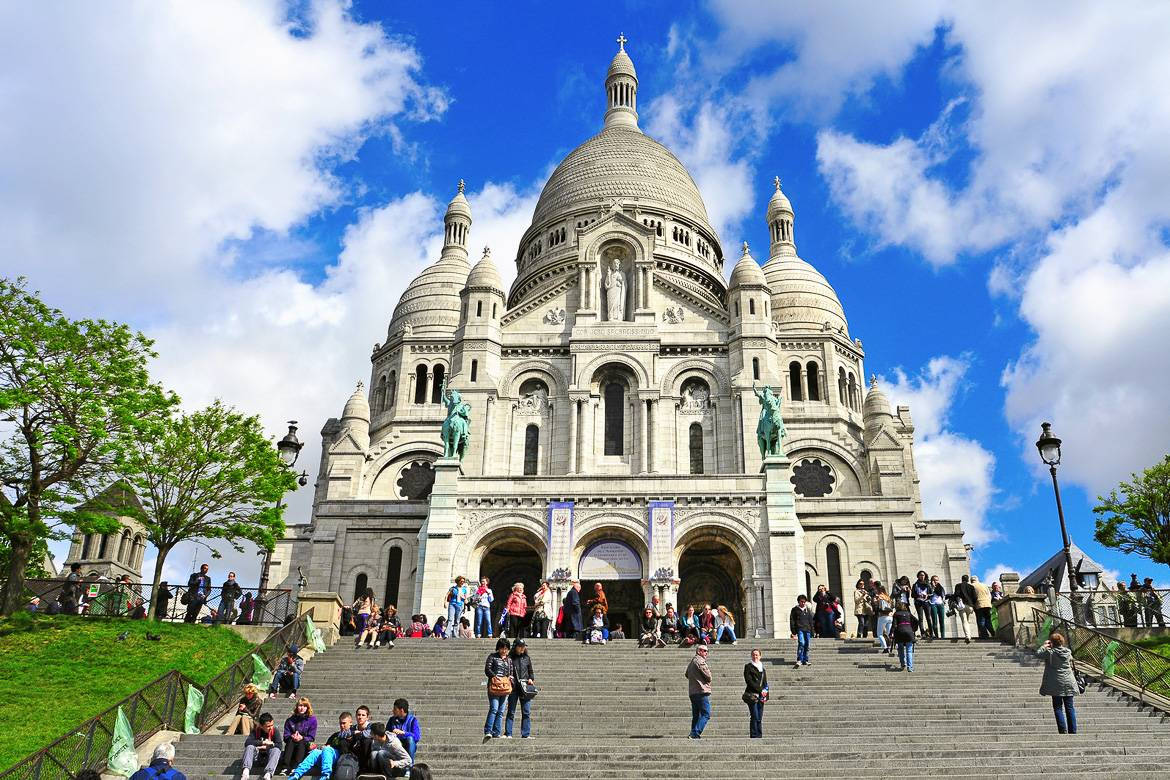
[869,373,878,389]
[617,32,627,52]
[457,179,465,194]
[741,241,750,257]
[482,246,491,259]
[356,380,364,391]
[774,176,781,191]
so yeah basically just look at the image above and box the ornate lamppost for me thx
[259,421,309,595]
[1035,422,1078,596]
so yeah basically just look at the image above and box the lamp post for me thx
[259,421,309,595]
[1035,422,1078,595]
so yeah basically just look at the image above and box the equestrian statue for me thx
[752,382,787,458]
[440,379,472,460]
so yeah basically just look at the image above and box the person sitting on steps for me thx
[715,605,738,645]
[129,742,186,780]
[268,647,303,699]
[287,711,356,780]
[240,712,283,780]
[276,697,317,775]
[387,698,422,763]
[227,684,263,735]
[660,606,681,645]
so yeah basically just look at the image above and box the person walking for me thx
[742,648,768,738]
[184,563,211,623]
[872,582,894,654]
[928,575,947,640]
[911,571,932,639]
[504,582,527,639]
[446,576,470,639]
[1038,632,1079,734]
[971,576,993,638]
[483,638,513,740]
[789,594,815,668]
[562,580,583,639]
[473,577,494,638]
[853,580,872,639]
[953,575,977,644]
[684,645,712,739]
[892,603,918,672]
[504,639,536,738]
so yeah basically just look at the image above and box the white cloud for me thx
[882,356,998,546]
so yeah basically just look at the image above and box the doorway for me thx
[478,541,542,635]
[579,579,643,638]
[678,540,745,629]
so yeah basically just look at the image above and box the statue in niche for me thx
[680,381,709,413]
[603,249,627,322]
[518,385,548,414]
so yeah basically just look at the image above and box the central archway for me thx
[677,540,745,632]
[572,525,649,638]
[479,541,543,636]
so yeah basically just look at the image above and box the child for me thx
[458,617,475,639]
[432,615,448,638]
[355,606,380,649]
[586,606,607,644]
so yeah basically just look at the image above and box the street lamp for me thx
[1035,421,1078,595]
[259,421,309,594]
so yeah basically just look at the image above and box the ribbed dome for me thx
[446,183,471,220]
[341,381,370,424]
[864,378,893,423]
[466,247,503,292]
[763,254,848,335]
[607,49,637,80]
[529,126,716,240]
[767,178,792,216]
[388,254,470,339]
[729,242,766,289]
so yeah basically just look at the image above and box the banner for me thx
[579,540,642,580]
[546,501,574,572]
[648,501,674,570]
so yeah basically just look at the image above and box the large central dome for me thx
[530,125,717,238]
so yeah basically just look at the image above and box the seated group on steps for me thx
[236,693,428,780]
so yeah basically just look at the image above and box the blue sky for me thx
[3,1,1169,588]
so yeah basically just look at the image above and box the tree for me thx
[0,277,174,615]
[115,400,299,618]
[1094,454,1170,569]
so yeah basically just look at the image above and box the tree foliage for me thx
[0,277,175,614]
[1094,454,1170,568]
[114,400,298,614]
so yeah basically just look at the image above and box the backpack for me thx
[141,767,179,780]
[332,753,360,780]
[877,597,892,614]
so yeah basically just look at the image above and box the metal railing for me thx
[1032,607,1170,709]
[17,578,294,626]
[0,612,314,779]
[1051,588,1169,629]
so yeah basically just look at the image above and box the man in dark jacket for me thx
[789,594,815,668]
[504,641,535,738]
[129,742,186,780]
[184,564,211,623]
[240,713,283,780]
[954,575,977,643]
[562,580,583,639]
[288,711,355,780]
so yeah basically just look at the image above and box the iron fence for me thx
[1051,588,1169,629]
[16,578,294,626]
[0,612,314,779]
[1032,607,1170,708]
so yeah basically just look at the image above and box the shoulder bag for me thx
[488,675,513,696]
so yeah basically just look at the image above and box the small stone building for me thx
[60,482,148,583]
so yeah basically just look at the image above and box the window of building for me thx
[752,357,760,381]
[523,424,540,475]
[98,534,109,559]
[807,362,820,401]
[789,361,803,401]
[384,547,402,609]
[476,300,482,317]
[388,371,397,409]
[353,573,368,602]
[838,367,847,405]
[470,359,478,382]
[414,364,428,404]
[748,298,755,315]
[604,381,625,456]
[688,422,704,475]
[431,364,446,404]
[826,543,844,602]
[81,534,92,560]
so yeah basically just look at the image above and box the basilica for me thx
[271,40,971,637]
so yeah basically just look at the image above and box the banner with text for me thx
[546,501,574,572]
[648,500,674,571]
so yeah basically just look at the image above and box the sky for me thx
[3,0,1170,590]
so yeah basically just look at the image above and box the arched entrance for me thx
[678,540,745,631]
[578,539,644,637]
[479,541,542,635]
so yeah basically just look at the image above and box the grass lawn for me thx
[0,613,255,770]
[1135,635,1170,657]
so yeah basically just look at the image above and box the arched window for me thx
[353,573,369,603]
[384,547,402,609]
[688,422,704,475]
[838,367,847,405]
[807,362,820,401]
[789,361,803,401]
[476,300,483,317]
[748,298,755,315]
[81,534,93,560]
[735,301,740,317]
[388,371,397,409]
[847,372,857,411]
[470,359,478,383]
[826,543,844,600]
[492,303,497,318]
[414,364,428,404]
[431,364,446,404]
[133,536,146,569]
[752,357,760,381]
[604,381,625,456]
[523,424,540,475]
[805,571,812,601]
[374,375,387,413]
[98,534,109,559]
[118,530,131,563]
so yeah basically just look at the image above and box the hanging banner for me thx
[547,501,574,571]
[648,501,674,569]
[579,540,642,580]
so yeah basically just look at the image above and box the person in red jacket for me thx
[504,582,528,638]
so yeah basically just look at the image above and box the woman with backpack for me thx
[483,638,514,740]
[1038,632,1079,734]
[891,603,919,672]
[872,583,894,654]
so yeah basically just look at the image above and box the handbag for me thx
[521,682,539,700]
[488,676,513,696]
[742,692,760,704]
[180,591,190,605]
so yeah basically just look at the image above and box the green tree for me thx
[1094,454,1170,568]
[0,277,174,615]
[115,401,298,618]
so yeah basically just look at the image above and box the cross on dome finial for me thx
[617,32,627,51]
[482,246,491,259]
[741,241,750,256]
[774,176,781,191]
[355,380,364,391]
[457,179,465,194]
[869,373,878,389]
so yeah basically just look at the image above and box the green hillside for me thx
[0,613,255,769]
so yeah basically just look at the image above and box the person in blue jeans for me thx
[892,605,918,672]
[715,605,738,644]
[684,645,712,738]
[472,576,494,638]
[504,639,536,737]
[288,712,354,780]
[446,576,470,639]
[789,595,815,668]
[386,698,421,762]
[1039,633,1079,734]
[483,638,513,740]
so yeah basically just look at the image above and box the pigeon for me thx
[116,631,130,641]
[145,632,162,641]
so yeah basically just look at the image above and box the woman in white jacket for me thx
[532,580,554,638]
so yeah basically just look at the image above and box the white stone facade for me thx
[273,41,970,637]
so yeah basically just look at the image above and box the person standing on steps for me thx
[504,582,528,639]
[685,644,713,739]
[532,580,553,638]
[562,580,583,640]
[473,576,494,638]
[445,576,470,639]
[911,570,932,639]
[789,594,815,668]
[504,639,536,738]
[872,583,894,654]
[743,648,769,738]
[854,579,872,639]
[928,575,947,640]
[184,563,211,623]
[1038,632,1079,734]
[971,576,993,639]
[892,602,918,672]
[483,638,514,740]
[953,575,977,644]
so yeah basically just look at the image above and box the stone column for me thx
[800,369,809,403]
[762,454,803,638]
[639,399,649,473]
[711,402,720,474]
[583,398,596,472]
[481,396,494,474]
[568,399,579,474]
[413,458,462,617]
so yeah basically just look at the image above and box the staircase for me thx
[174,637,1170,779]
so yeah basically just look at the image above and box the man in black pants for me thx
[185,563,211,623]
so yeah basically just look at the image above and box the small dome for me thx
[729,242,766,289]
[466,246,503,292]
[607,49,637,80]
[388,254,471,339]
[764,254,848,335]
[341,381,370,424]
[863,376,893,423]
[767,177,792,216]
[446,179,471,220]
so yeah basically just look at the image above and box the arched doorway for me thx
[479,541,543,635]
[678,540,745,631]
[577,539,644,638]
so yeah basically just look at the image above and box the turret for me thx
[442,179,472,262]
[456,246,505,384]
[603,33,639,131]
[767,176,795,258]
[338,380,371,452]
